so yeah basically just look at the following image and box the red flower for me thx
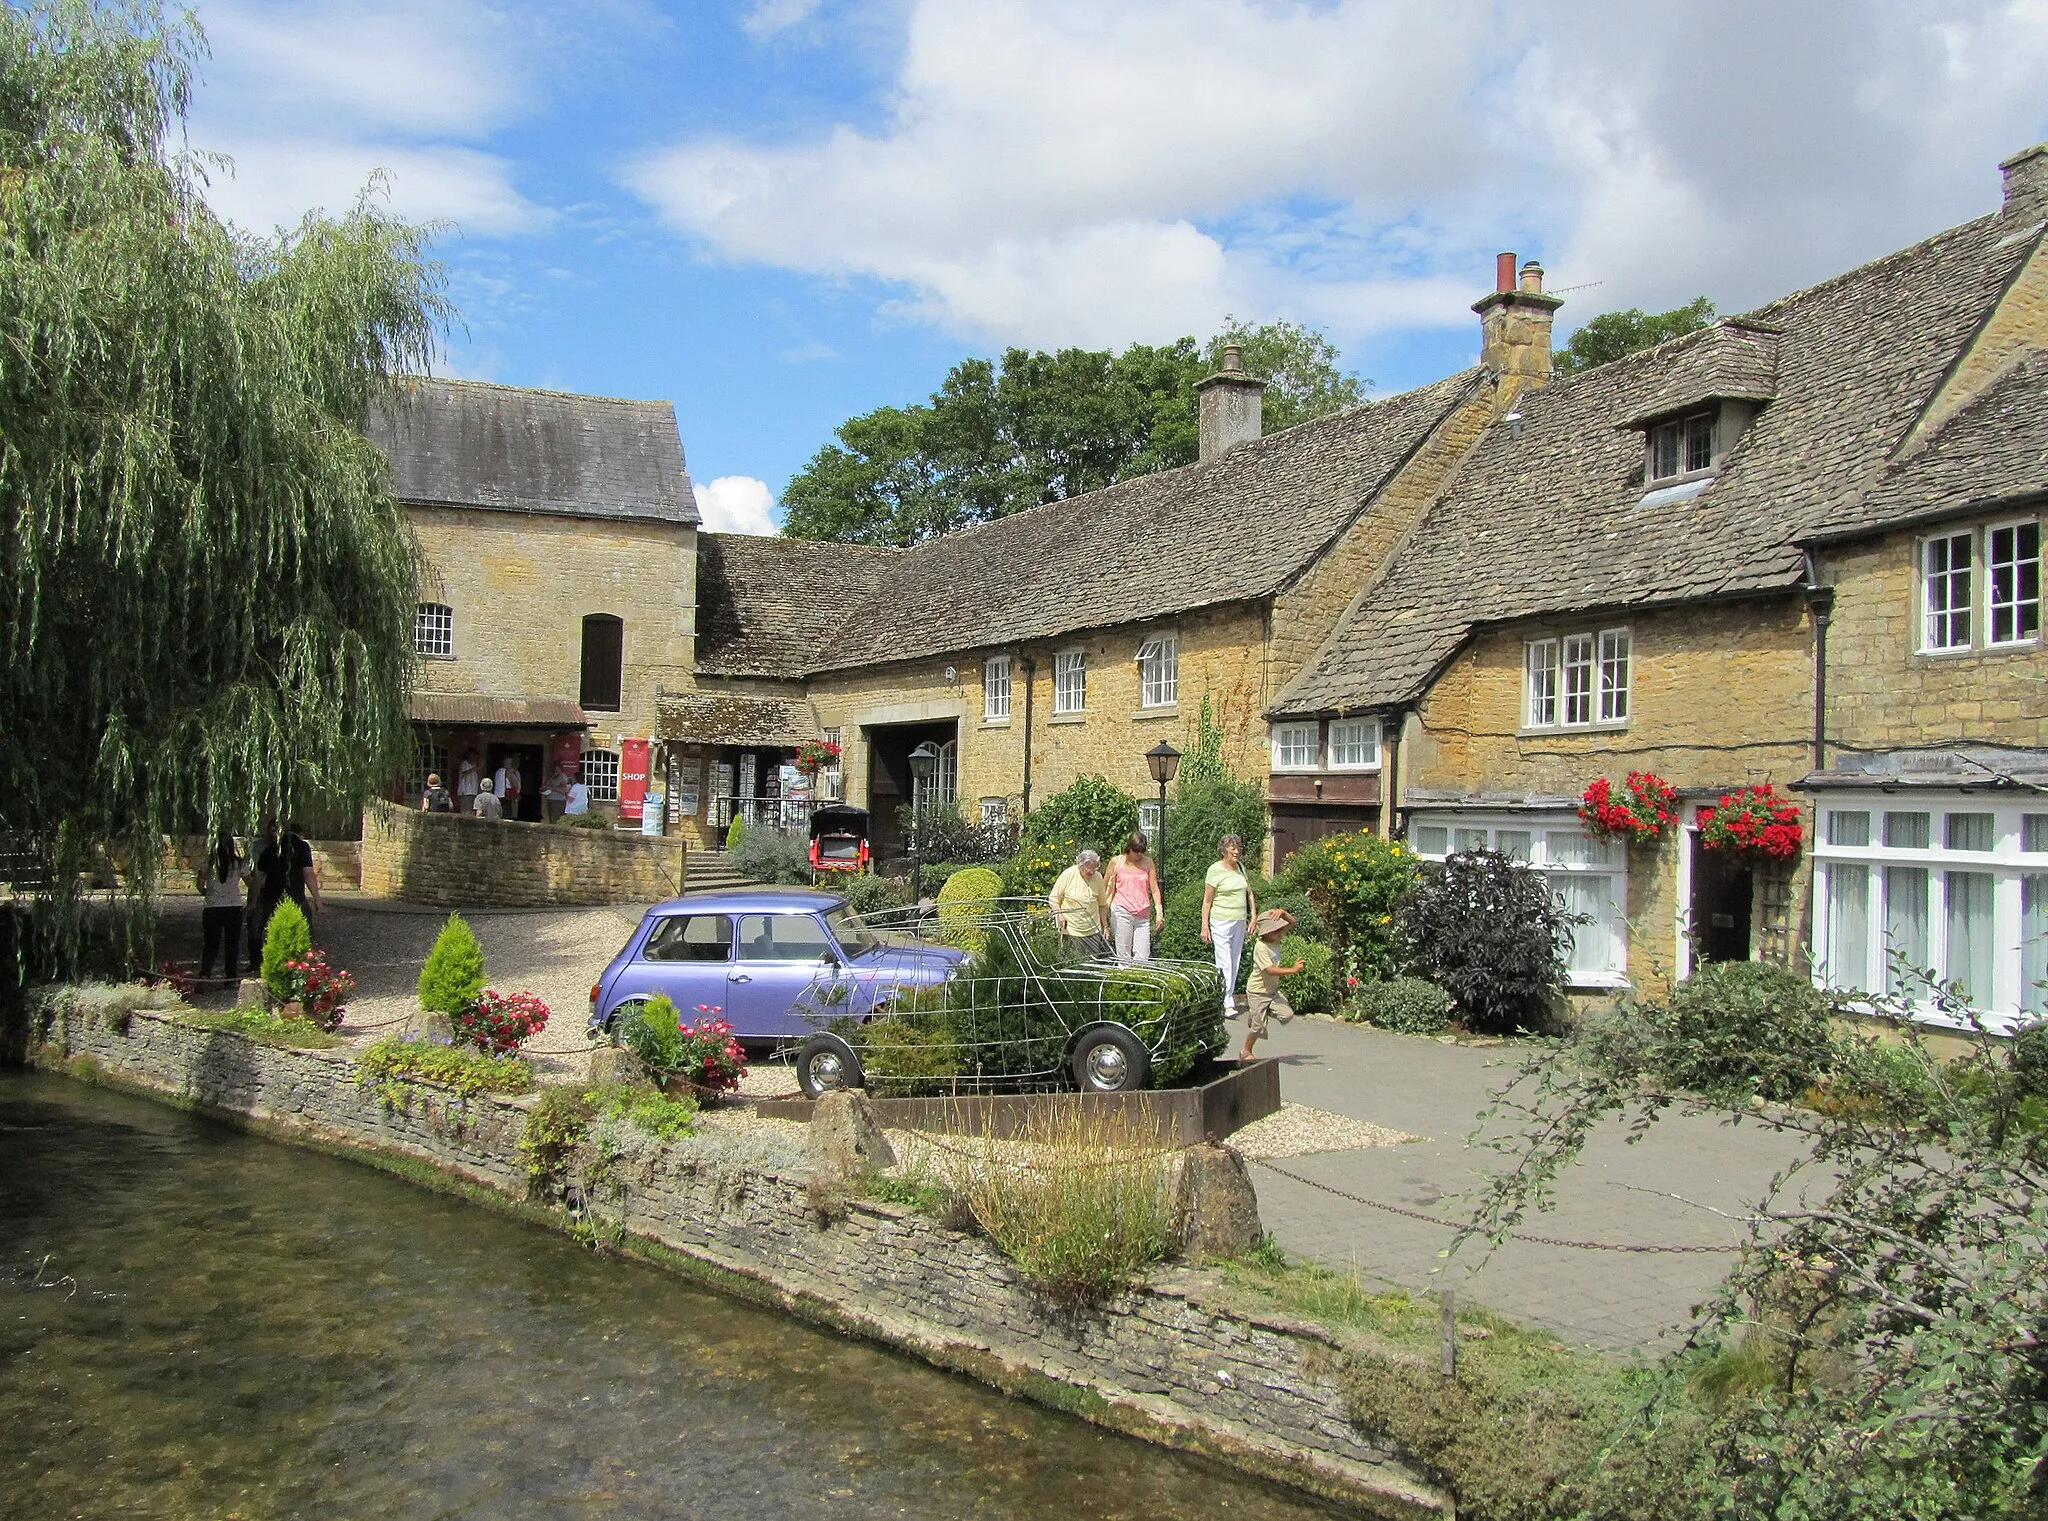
[1579,772,1678,844]
[1698,784,1804,861]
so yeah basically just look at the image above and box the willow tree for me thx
[0,2,447,975]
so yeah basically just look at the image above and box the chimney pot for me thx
[2001,142,2048,222]
[1519,260,1544,294]
[1496,252,1516,293]
[1223,343,1244,372]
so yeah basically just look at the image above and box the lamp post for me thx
[907,741,939,907]
[1145,741,1181,891]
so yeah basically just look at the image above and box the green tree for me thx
[417,912,486,1017]
[1553,297,1716,376]
[260,898,311,1006]
[0,1,447,977]
[781,320,1366,546]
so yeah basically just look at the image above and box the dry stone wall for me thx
[30,1000,1445,1519]
[359,799,686,908]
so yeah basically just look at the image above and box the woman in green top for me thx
[1200,833,1256,1017]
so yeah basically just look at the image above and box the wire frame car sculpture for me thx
[786,898,1226,1099]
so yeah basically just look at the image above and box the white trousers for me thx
[1112,905,1152,963]
[1212,918,1248,1009]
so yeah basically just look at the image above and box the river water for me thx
[0,1070,1333,1520]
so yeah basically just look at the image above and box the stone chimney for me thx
[1473,253,1564,408]
[2002,142,2048,223]
[1195,344,1266,463]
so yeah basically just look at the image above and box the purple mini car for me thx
[587,888,965,1048]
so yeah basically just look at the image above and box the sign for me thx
[641,788,665,837]
[674,757,701,820]
[619,737,651,825]
[551,732,582,778]
[713,761,734,823]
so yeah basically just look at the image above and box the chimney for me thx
[1473,252,1564,408]
[2001,142,2048,223]
[1195,343,1266,463]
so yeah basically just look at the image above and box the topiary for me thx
[1396,849,1574,1035]
[261,899,311,1005]
[418,911,487,1018]
[725,813,747,850]
[1658,960,1837,1101]
[935,866,1003,950]
[1347,976,1453,1035]
[1277,934,1335,1014]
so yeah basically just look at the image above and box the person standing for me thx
[1047,849,1111,961]
[1105,831,1163,963]
[256,820,321,927]
[562,775,590,819]
[1200,833,1257,1018]
[496,759,524,822]
[473,778,504,821]
[543,764,572,824]
[421,772,454,813]
[456,752,480,813]
[245,818,278,965]
[195,829,252,983]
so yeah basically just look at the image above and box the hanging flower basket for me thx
[1578,771,1678,845]
[794,739,841,777]
[1698,784,1804,861]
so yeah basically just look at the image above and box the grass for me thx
[355,1037,535,1099]
[521,1080,701,1185]
[180,1005,347,1049]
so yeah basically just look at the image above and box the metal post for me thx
[1156,777,1169,889]
[1440,1289,1457,1380]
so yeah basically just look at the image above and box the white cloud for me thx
[693,475,781,536]
[199,140,546,237]
[742,0,825,40]
[626,0,2048,355]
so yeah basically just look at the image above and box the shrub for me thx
[260,899,311,1005]
[1160,773,1267,893]
[1396,850,1573,1035]
[837,873,909,915]
[1156,874,1322,964]
[1020,774,1140,861]
[617,994,747,1093]
[935,866,1003,949]
[1656,961,1837,1101]
[2009,1018,2048,1099]
[900,802,1016,865]
[1347,976,1454,1035]
[1273,934,1335,1014]
[454,988,552,1055]
[1274,830,1419,974]
[418,912,486,1017]
[1002,836,1082,899]
[724,813,747,850]
[727,826,810,884]
[854,1011,967,1095]
[564,811,611,830]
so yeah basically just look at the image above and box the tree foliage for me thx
[1396,850,1573,1034]
[1553,297,1716,376]
[782,320,1367,545]
[0,1,447,976]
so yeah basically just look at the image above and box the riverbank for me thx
[14,991,1451,1519]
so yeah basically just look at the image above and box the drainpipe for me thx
[1806,583,1836,773]
[1019,655,1037,816]
[1381,706,1407,839]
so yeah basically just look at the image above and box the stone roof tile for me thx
[694,532,901,679]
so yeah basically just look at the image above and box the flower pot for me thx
[280,999,307,1020]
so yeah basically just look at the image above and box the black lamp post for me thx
[907,741,940,906]
[1145,741,1181,890]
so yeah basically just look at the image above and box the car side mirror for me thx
[822,950,841,967]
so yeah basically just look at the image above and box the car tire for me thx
[1070,1026,1149,1094]
[796,1034,866,1099]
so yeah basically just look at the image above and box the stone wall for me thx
[359,799,685,908]
[29,1003,1447,1519]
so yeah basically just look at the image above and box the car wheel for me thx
[1070,1027,1149,1094]
[797,1034,866,1099]
[605,998,649,1044]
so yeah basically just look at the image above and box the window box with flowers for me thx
[1578,771,1679,846]
[1698,784,1805,861]
[795,739,842,778]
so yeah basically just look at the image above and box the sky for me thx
[182,0,2048,534]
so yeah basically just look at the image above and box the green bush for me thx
[728,826,810,884]
[417,912,486,1017]
[854,1011,967,1095]
[1157,875,1322,965]
[935,866,1003,950]
[1658,961,1837,1101]
[2009,1018,2048,1099]
[1277,934,1335,1014]
[1020,775,1139,861]
[724,813,747,850]
[1347,976,1454,1034]
[564,812,610,830]
[260,898,311,1005]
[1160,773,1267,894]
[1396,850,1574,1036]
[836,873,909,916]
[1002,836,1082,899]
[1274,830,1419,975]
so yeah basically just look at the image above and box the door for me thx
[484,742,545,822]
[727,911,842,1039]
[632,912,736,1024]
[1687,833,1753,971]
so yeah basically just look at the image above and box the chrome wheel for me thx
[811,1049,847,1089]
[1071,1028,1147,1093]
[796,1034,866,1100]
[1085,1043,1129,1089]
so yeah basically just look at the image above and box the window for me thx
[1137,633,1178,708]
[644,914,733,963]
[912,739,957,812]
[1921,533,1973,651]
[983,656,1012,721]
[1271,722,1319,772]
[980,797,1009,827]
[1053,649,1086,714]
[1409,814,1627,985]
[409,736,450,798]
[1648,412,1715,481]
[1328,719,1380,770]
[1138,800,1162,837]
[819,728,842,800]
[1527,629,1630,729]
[414,602,453,658]
[580,614,624,712]
[1987,520,2042,645]
[736,913,835,963]
[582,748,620,803]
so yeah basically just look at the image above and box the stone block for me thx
[1178,1143,1263,1259]
[807,1090,897,1179]
[235,978,266,1009]
[400,1008,458,1045]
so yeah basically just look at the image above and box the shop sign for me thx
[619,738,651,824]
[551,732,582,778]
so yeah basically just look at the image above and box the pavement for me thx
[1245,1013,1810,1352]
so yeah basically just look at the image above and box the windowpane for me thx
[1454,828,1489,854]
[1827,810,1871,847]
[579,614,624,712]
[1328,719,1379,769]
[2025,815,2048,854]
[1684,413,1714,472]
[1945,813,1995,852]
[1883,866,1929,993]
[2025,876,2048,1015]
[1884,811,1931,849]
[1272,723,1318,770]
[1525,640,1558,726]
[1650,422,1680,481]
[1987,521,2041,644]
[1053,650,1086,713]
[984,657,1011,720]
[1825,863,1873,993]
[1544,831,1599,868]
[1944,871,1995,1004]
[1495,830,1533,863]
[1415,825,1449,856]
[644,915,733,963]
[1597,630,1630,722]
[983,797,1010,827]
[736,913,834,962]
[1922,533,1973,650]
[1554,874,1621,981]
[1138,635,1178,708]
[414,602,453,657]
[1562,634,1595,725]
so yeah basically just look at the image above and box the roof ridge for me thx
[1741,211,2002,324]
[394,374,674,409]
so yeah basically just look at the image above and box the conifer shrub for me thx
[724,813,747,850]
[417,912,486,1017]
[260,899,311,1005]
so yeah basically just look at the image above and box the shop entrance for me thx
[485,741,545,823]
[1687,831,1753,971]
[864,719,958,867]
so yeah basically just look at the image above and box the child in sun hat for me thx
[1241,907,1304,1061]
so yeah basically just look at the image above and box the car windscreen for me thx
[824,904,882,959]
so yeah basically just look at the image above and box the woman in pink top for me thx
[1105,831,1164,963]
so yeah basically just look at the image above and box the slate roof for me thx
[369,377,697,526]
[1274,212,2044,718]
[658,692,822,747]
[694,532,901,679]
[1805,350,2048,540]
[1618,318,1780,429]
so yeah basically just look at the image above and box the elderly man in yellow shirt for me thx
[1047,849,1112,962]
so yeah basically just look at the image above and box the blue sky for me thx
[184,0,2048,533]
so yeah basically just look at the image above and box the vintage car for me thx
[807,803,870,875]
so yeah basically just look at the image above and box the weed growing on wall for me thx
[355,1038,533,1102]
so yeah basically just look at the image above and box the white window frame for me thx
[818,728,842,801]
[1138,800,1162,837]
[1920,530,1975,652]
[1527,628,1630,730]
[1270,721,1320,772]
[582,748,620,804]
[1598,629,1631,723]
[1985,517,2042,648]
[1811,790,2048,1032]
[1053,648,1086,715]
[414,602,454,658]
[1408,811,1628,987]
[983,656,1012,721]
[1326,718,1381,771]
[913,739,958,812]
[1137,633,1178,709]
[1525,639,1558,727]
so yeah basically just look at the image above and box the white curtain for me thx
[1826,864,1872,994]
[1944,871,1995,1006]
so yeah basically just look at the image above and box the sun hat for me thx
[1253,908,1293,938]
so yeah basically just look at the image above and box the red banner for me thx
[551,732,583,778]
[619,738,651,824]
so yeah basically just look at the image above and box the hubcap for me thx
[1085,1043,1129,1090]
[811,1050,846,1089]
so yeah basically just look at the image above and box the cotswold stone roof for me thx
[695,533,902,679]
[1618,318,1780,429]
[1274,213,2043,718]
[659,691,821,747]
[1807,350,2048,540]
[369,377,697,526]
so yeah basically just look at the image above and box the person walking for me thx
[1047,849,1111,961]
[1105,831,1163,963]
[1200,833,1257,1018]
[473,777,504,821]
[421,772,454,813]
[195,829,252,983]
[1241,908,1304,1061]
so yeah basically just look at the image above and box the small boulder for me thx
[400,1008,458,1046]
[1178,1143,1263,1259]
[588,1046,646,1086]
[235,978,266,1009]
[808,1089,896,1179]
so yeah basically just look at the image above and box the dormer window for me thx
[1649,412,1715,482]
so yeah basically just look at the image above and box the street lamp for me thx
[1145,741,1181,890]
[907,741,940,906]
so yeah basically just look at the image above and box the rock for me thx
[808,1089,896,1179]
[588,1046,646,1085]
[400,1008,458,1045]
[235,978,266,1009]
[1178,1143,1263,1259]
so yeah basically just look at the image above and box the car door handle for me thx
[729,974,752,984]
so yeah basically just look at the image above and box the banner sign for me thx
[619,738,651,825]
[551,732,582,778]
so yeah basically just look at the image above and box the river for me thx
[0,1070,1335,1519]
